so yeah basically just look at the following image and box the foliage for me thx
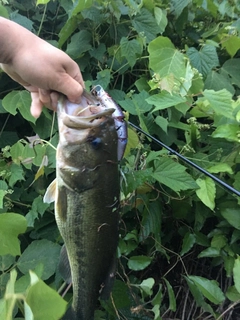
[0,0,240,319]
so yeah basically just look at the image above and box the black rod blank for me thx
[128,121,240,197]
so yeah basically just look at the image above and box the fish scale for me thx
[44,94,119,320]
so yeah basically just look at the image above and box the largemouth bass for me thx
[44,90,120,320]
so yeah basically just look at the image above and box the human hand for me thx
[0,18,84,118]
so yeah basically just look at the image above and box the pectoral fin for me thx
[43,179,57,203]
[58,244,72,285]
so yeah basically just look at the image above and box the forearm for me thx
[0,17,35,64]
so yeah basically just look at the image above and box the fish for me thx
[91,85,128,161]
[43,90,120,320]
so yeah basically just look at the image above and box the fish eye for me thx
[89,137,102,149]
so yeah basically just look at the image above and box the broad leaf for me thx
[221,35,240,58]
[202,89,234,119]
[120,37,142,67]
[187,45,219,77]
[26,271,67,320]
[233,256,240,294]
[226,286,240,302]
[185,276,215,314]
[180,232,196,256]
[148,36,185,80]
[222,59,240,87]
[66,30,92,58]
[146,91,186,112]
[204,71,235,95]
[163,277,176,311]
[221,208,240,230]
[0,213,27,256]
[17,240,61,280]
[2,91,36,124]
[208,163,233,174]
[188,276,225,304]
[128,256,152,271]
[153,157,198,192]
[196,177,216,210]
[171,0,191,17]
[212,124,239,142]
[132,8,161,43]
[139,278,155,296]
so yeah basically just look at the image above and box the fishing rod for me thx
[128,121,240,198]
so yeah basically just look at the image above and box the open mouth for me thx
[58,92,115,129]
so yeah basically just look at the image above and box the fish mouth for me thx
[58,91,115,129]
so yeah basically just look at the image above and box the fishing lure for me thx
[91,85,128,161]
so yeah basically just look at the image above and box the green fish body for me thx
[44,93,119,320]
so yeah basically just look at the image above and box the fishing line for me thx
[128,121,240,197]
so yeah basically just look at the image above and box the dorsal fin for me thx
[43,179,57,203]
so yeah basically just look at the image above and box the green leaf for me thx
[208,163,233,174]
[153,157,198,192]
[0,213,27,256]
[95,69,111,89]
[58,15,79,48]
[128,255,152,271]
[139,278,155,296]
[163,277,176,311]
[222,59,240,87]
[180,232,196,256]
[184,276,214,314]
[0,4,9,18]
[222,35,240,58]
[8,163,25,187]
[221,208,240,230]
[212,124,240,142]
[171,0,191,17]
[226,286,240,302]
[25,196,49,227]
[154,7,167,33]
[155,115,168,133]
[132,8,160,43]
[146,91,186,112]
[0,299,7,320]
[2,91,36,124]
[196,177,216,210]
[211,234,227,249]
[233,256,240,294]
[204,71,235,95]
[66,30,92,59]
[187,45,219,77]
[140,201,162,249]
[124,127,139,157]
[188,276,225,304]
[36,0,50,4]
[202,89,234,119]
[0,255,15,272]
[148,36,185,80]
[17,240,61,280]
[0,190,6,209]
[24,301,34,320]
[120,37,142,67]
[198,247,220,258]
[119,91,152,115]
[26,271,67,320]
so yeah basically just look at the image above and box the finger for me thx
[30,92,43,118]
[64,60,85,88]
[50,91,59,111]
[51,73,84,103]
[39,89,52,107]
